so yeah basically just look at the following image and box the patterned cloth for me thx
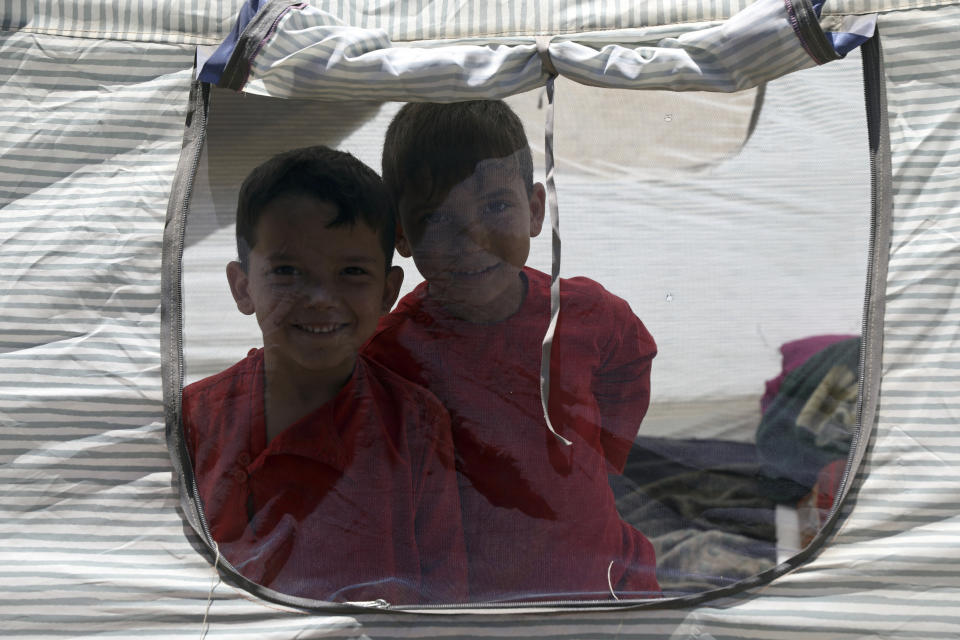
[756,337,861,502]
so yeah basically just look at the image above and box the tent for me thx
[2,0,958,636]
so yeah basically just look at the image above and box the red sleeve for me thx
[411,395,468,603]
[592,294,657,473]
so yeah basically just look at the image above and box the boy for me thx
[365,101,660,601]
[182,146,466,604]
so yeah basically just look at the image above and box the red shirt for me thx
[365,268,659,602]
[182,350,466,604]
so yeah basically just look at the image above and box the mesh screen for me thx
[180,49,869,604]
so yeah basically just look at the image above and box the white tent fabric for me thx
[229,0,822,100]
[2,0,960,637]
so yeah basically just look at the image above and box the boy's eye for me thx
[342,266,369,276]
[271,265,301,277]
[482,201,509,215]
[422,210,451,225]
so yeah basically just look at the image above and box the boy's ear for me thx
[395,222,413,258]
[381,265,404,313]
[528,182,546,237]
[226,261,255,315]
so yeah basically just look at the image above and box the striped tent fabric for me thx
[0,0,238,44]
[2,0,960,638]
[0,30,204,634]
[222,0,828,101]
[290,0,755,40]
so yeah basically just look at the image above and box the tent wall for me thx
[0,1,237,43]
[3,0,897,44]
[0,0,759,43]
[1,0,959,638]
[0,29,203,631]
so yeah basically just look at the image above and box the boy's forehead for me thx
[469,152,524,192]
[400,150,525,214]
[253,197,381,258]
[259,192,338,222]
[254,195,333,236]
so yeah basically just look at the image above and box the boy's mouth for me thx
[453,263,499,278]
[293,322,348,335]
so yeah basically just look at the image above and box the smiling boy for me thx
[182,146,466,604]
[364,101,660,602]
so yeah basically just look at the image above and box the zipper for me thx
[167,4,888,617]
[220,1,306,90]
[824,30,887,528]
[241,2,307,88]
[176,80,216,546]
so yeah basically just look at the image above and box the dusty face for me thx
[398,155,545,323]
[228,194,402,385]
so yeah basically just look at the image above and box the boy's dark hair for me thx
[381,100,534,216]
[235,145,395,271]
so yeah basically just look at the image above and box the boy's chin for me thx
[266,344,358,377]
[429,283,495,307]
[429,285,524,322]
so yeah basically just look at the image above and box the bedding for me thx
[613,436,778,595]
[615,335,861,595]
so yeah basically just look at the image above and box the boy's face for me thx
[397,154,545,322]
[227,194,402,383]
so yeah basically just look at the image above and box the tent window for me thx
[175,48,870,607]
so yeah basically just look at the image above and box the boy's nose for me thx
[301,280,337,306]
[461,218,491,249]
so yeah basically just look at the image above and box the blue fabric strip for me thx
[828,31,872,56]
[810,0,873,58]
[198,0,272,85]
